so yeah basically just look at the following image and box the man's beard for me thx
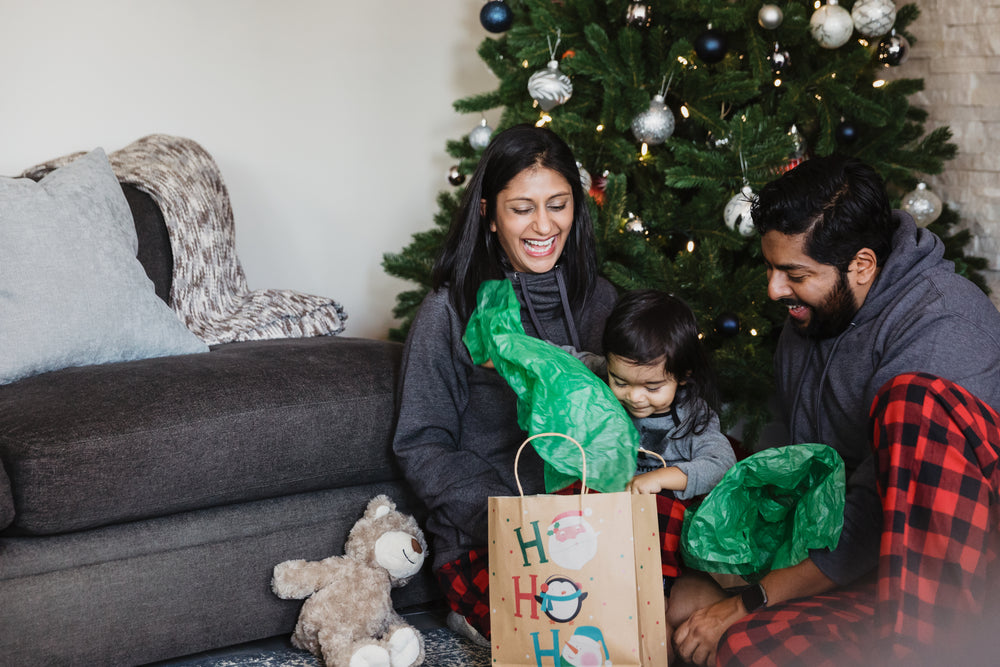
[788,270,857,339]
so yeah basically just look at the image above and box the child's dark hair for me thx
[602,289,719,436]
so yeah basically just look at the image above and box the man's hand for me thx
[673,594,745,666]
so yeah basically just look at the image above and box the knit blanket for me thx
[21,134,347,345]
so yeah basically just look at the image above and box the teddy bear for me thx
[271,495,429,667]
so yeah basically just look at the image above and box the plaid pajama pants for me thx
[719,373,1000,666]
[436,485,691,638]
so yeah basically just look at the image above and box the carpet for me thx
[172,628,490,667]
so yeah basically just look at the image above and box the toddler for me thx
[602,289,736,588]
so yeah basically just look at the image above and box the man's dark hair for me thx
[751,155,897,272]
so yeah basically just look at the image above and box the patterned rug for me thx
[173,628,489,667]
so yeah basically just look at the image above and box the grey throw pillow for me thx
[0,148,208,384]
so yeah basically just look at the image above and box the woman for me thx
[392,124,618,643]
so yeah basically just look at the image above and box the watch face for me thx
[741,583,766,612]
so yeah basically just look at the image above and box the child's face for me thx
[606,354,682,419]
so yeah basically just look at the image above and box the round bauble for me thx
[724,185,757,237]
[447,165,466,186]
[877,31,910,67]
[468,120,493,151]
[851,0,897,39]
[631,94,676,145]
[528,60,573,111]
[714,312,740,338]
[623,213,647,235]
[768,42,791,75]
[695,28,728,64]
[758,4,784,30]
[810,1,854,49]
[480,1,513,33]
[835,120,858,144]
[625,2,652,28]
[901,182,943,227]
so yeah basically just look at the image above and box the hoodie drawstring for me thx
[517,267,582,351]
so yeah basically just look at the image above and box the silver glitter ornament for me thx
[625,2,652,28]
[877,30,910,67]
[901,183,943,227]
[528,60,573,111]
[810,1,854,49]
[468,119,493,151]
[631,93,675,145]
[851,0,896,39]
[623,212,648,235]
[758,4,784,30]
[724,185,757,237]
[577,162,592,193]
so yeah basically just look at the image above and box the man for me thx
[669,156,1000,665]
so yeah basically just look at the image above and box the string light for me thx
[521,59,530,68]
[535,113,552,127]
[596,124,604,132]
[750,328,759,337]
[686,240,696,253]
[774,78,782,87]
[680,105,690,118]
[872,79,887,88]
[640,142,649,156]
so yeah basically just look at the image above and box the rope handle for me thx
[514,432,587,497]
[638,447,667,469]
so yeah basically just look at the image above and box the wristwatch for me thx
[739,582,768,613]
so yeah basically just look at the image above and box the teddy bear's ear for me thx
[365,494,395,520]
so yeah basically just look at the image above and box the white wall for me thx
[0,0,500,339]
[4,2,996,339]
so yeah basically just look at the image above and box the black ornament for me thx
[447,165,466,186]
[714,312,740,337]
[480,1,513,33]
[768,42,791,75]
[835,120,858,144]
[694,28,728,64]
[877,31,911,67]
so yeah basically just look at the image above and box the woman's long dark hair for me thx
[432,124,599,321]
[603,289,720,437]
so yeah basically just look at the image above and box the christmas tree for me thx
[382,0,989,446]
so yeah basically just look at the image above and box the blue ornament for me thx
[695,28,728,64]
[835,120,858,144]
[480,1,513,33]
[714,312,740,337]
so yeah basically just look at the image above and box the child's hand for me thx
[627,467,688,494]
[626,471,664,495]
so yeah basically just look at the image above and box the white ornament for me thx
[724,185,757,237]
[528,60,573,111]
[758,4,784,30]
[851,0,897,39]
[631,93,675,145]
[810,1,855,49]
[468,119,493,150]
[901,182,943,227]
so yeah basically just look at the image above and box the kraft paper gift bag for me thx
[488,434,669,667]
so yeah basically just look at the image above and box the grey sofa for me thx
[0,137,437,665]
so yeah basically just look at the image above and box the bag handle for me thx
[514,432,588,497]
[638,447,667,469]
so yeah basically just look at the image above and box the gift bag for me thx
[488,434,668,667]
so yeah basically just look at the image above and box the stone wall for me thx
[884,0,1000,306]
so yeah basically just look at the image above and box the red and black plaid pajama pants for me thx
[719,372,1000,666]
[435,486,691,639]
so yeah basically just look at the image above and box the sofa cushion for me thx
[0,148,208,385]
[0,336,403,535]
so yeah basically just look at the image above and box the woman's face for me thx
[487,166,574,274]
